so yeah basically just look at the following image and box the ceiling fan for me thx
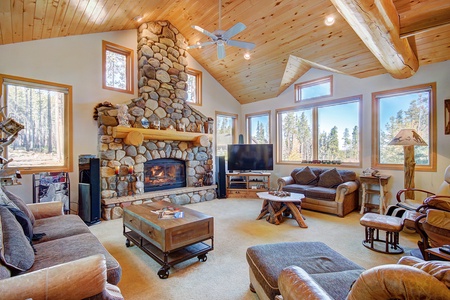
[187,0,255,59]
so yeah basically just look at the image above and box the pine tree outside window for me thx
[215,112,237,158]
[102,41,134,94]
[277,96,361,166]
[246,111,270,144]
[186,68,202,105]
[0,74,73,173]
[372,83,436,171]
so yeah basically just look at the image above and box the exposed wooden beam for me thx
[330,0,419,79]
[399,5,450,38]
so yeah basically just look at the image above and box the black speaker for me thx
[78,155,101,225]
[216,156,226,198]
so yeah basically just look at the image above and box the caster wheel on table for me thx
[125,239,131,247]
[198,254,207,262]
[158,267,170,279]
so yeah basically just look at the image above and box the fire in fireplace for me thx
[144,159,186,192]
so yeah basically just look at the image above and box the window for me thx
[246,111,270,144]
[295,76,332,102]
[215,112,237,157]
[372,83,436,171]
[102,40,134,94]
[277,96,361,165]
[0,74,73,173]
[186,68,202,105]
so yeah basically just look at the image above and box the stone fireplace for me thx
[96,21,216,220]
[144,158,186,192]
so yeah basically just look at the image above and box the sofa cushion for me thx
[410,260,450,288]
[31,232,122,285]
[246,242,364,300]
[294,167,317,185]
[337,170,357,182]
[317,168,343,188]
[303,187,336,201]
[4,206,33,243]
[0,263,11,279]
[1,187,35,225]
[32,214,91,244]
[282,184,315,194]
[0,206,35,272]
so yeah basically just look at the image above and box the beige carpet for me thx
[89,198,419,300]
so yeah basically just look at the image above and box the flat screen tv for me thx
[227,144,274,172]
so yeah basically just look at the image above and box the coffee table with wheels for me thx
[123,201,214,279]
[256,192,307,228]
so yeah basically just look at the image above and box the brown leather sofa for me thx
[0,187,123,299]
[278,167,359,217]
[278,256,450,300]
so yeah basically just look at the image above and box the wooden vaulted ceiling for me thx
[1,0,449,104]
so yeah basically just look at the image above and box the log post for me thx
[193,135,209,147]
[124,131,144,146]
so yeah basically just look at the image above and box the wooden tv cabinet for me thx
[226,172,271,198]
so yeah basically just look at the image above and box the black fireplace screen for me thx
[144,159,186,192]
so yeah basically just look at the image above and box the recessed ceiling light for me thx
[324,16,335,26]
[244,52,251,60]
[133,16,143,22]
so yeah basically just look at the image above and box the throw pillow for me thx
[294,167,317,185]
[317,168,344,188]
[1,187,35,225]
[0,206,35,272]
[1,205,33,243]
[0,188,19,210]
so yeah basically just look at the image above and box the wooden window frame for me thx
[371,83,436,172]
[295,75,333,102]
[186,68,202,106]
[0,74,73,174]
[215,111,238,157]
[245,110,271,144]
[102,40,134,94]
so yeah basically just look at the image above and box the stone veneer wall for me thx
[97,21,216,220]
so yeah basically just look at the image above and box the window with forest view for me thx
[295,76,332,102]
[186,68,202,105]
[372,83,436,171]
[215,112,237,158]
[246,111,270,144]
[277,97,360,165]
[102,41,134,94]
[1,75,72,172]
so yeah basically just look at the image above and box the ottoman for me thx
[246,242,364,300]
[360,213,404,254]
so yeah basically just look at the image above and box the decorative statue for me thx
[116,104,130,127]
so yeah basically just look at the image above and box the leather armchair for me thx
[396,165,450,211]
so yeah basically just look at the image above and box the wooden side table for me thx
[425,247,450,261]
[359,175,391,215]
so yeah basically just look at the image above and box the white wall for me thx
[0,29,241,208]
[241,61,450,206]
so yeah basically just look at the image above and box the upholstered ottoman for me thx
[246,242,364,300]
[360,213,404,254]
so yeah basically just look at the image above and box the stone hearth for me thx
[96,21,216,220]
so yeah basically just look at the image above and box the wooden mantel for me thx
[112,126,212,146]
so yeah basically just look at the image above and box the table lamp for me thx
[388,129,427,199]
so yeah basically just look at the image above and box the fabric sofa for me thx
[0,187,123,299]
[246,241,450,300]
[277,167,359,217]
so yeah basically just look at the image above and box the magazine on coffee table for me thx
[151,206,184,219]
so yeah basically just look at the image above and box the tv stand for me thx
[226,172,271,198]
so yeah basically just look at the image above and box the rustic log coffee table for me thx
[123,201,214,279]
[256,192,307,228]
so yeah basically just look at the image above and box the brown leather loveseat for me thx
[278,167,359,217]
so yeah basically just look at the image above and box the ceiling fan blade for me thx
[222,22,246,40]
[227,39,255,50]
[192,25,218,41]
[217,43,226,60]
[187,41,216,49]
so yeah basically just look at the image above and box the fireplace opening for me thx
[144,159,186,192]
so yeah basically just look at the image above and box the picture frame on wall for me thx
[446,99,450,135]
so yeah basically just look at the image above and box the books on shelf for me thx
[151,206,184,219]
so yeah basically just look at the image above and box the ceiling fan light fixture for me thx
[324,16,335,26]
[196,41,202,49]
[244,52,251,60]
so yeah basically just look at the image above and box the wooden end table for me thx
[123,201,214,279]
[425,247,450,261]
[256,192,307,228]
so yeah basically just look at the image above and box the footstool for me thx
[246,242,364,300]
[360,213,404,254]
